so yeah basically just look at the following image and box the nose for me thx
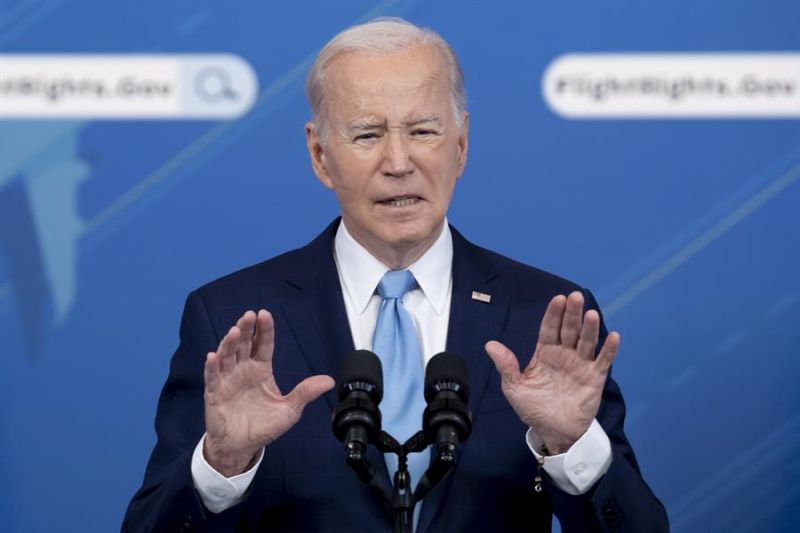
[380,131,414,177]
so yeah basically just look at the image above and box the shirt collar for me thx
[334,219,453,316]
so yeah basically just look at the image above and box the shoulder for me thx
[450,226,602,314]
[192,219,338,308]
[484,246,581,293]
[452,226,584,294]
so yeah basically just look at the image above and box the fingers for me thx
[286,375,336,412]
[485,340,521,384]
[235,311,257,362]
[217,325,241,374]
[252,310,275,364]
[539,295,566,345]
[560,291,584,348]
[212,309,272,376]
[204,352,220,393]
[596,331,621,374]
[577,309,600,360]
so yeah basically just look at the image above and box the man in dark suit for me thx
[124,17,669,532]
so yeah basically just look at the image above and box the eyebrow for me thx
[405,114,442,127]
[347,114,443,131]
[349,118,384,131]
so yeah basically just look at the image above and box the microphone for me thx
[331,350,383,459]
[422,352,472,463]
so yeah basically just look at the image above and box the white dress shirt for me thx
[191,219,612,512]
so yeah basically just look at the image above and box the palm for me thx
[203,310,334,476]
[486,292,619,453]
[207,358,293,448]
[512,340,607,441]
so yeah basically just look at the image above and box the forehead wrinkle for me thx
[398,75,448,126]
[328,62,451,132]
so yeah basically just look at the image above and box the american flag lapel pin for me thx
[471,291,491,303]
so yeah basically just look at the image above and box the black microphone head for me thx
[424,352,469,403]
[337,350,383,402]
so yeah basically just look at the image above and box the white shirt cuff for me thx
[526,418,612,495]
[190,434,264,513]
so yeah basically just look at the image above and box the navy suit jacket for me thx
[123,219,669,532]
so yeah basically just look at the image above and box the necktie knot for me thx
[377,269,417,300]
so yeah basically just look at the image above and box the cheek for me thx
[337,146,382,173]
[333,180,376,215]
[326,160,370,197]
[429,159,460,195]
[415,142,462,180]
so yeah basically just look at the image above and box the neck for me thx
[344,220,444,270]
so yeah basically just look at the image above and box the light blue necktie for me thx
[372,270,429,497]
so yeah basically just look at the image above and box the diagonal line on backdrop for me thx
[604,160,800,318]
[83,120,240,234]
[733,474,800,533]
[0,0,37,31]
[83,0,404,234]
[0,0,412,307]
[667,413,800,530]
[0,0,65,49]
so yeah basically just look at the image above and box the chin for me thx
[377,220,441,249]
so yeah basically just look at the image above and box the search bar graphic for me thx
[0,54,258,119]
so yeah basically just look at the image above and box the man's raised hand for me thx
[203,310,335,477]
[485,291,619,454]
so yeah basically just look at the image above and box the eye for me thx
[354,132,381,142]
[412,129,437,137]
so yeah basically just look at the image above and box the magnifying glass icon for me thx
[194,66,239,102]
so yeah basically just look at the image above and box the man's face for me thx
[306,44,468,265]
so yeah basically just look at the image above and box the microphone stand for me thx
[342,429,459,533]
[343,436,394,509]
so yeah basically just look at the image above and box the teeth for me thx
[385,196,418,207]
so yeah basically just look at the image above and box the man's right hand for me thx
[203,309,335,477]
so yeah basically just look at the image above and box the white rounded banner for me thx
[0,54,258,119]
[543,53,800,118]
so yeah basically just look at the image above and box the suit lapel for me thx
[280,220,354,412]
[280,219,393,494]
[417,226,511,533]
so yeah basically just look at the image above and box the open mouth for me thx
[378,195,421,207]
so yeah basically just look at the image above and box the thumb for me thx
[485,340,521,384]
[286,374,336,411]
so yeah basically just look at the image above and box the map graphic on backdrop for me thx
[0,53,258,355]
[0,121,87,353]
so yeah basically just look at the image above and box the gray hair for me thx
[305,17,467,141]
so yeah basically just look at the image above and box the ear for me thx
[455,112,469,177]
[305,121,334,189]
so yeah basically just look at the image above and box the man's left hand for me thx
[485,291,619,454]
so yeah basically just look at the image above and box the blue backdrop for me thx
[1,1,798,531]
